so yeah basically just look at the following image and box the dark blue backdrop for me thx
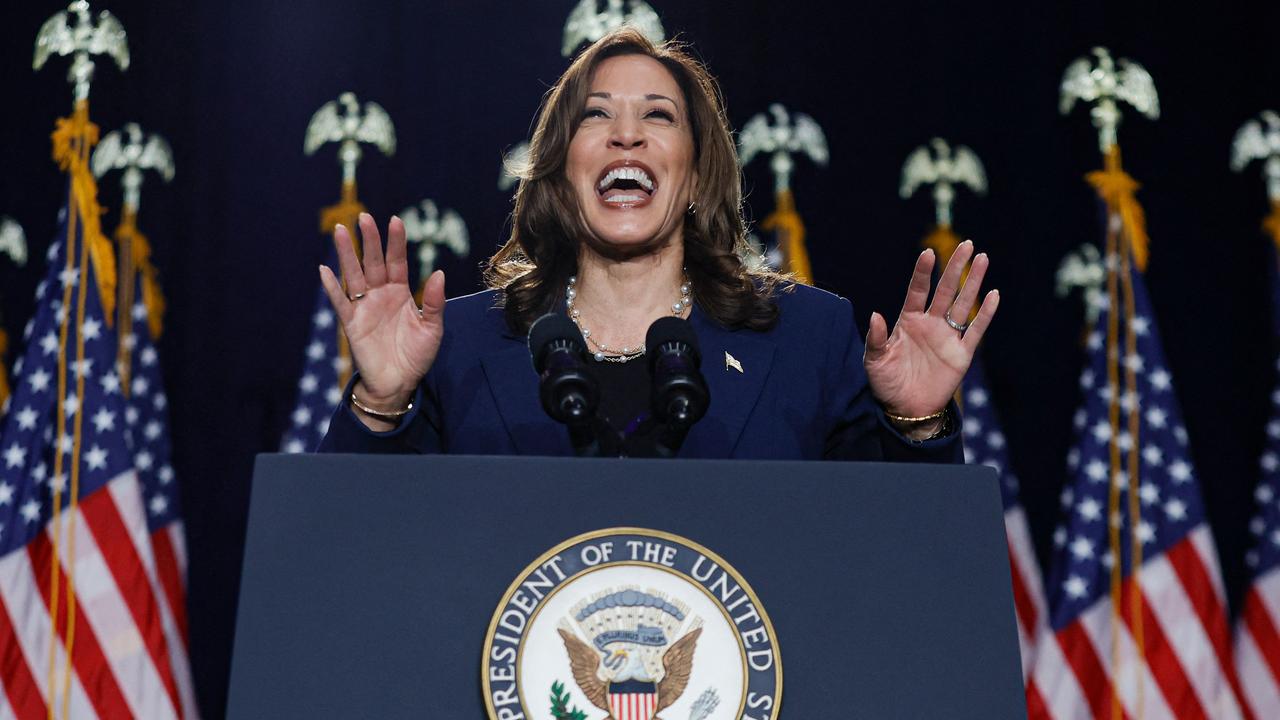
[1,1,1277,715]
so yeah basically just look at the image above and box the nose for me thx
[608,115,645,150]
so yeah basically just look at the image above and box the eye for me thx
[582,107,609,120]
[645,108,675,122]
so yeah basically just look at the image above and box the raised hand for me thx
[319,213,445,420]
[863,240,999,421]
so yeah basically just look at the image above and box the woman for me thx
[317,28,998,460]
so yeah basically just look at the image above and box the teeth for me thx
[597,166,655,192]
[604,195,645,204]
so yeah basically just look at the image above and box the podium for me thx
[227,454,1026,718]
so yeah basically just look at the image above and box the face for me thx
[565,54,697,256]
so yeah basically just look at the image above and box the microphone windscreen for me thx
[645,317,701,368]
[528,313,585,373]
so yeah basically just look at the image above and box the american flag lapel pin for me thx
[725,351,743,373]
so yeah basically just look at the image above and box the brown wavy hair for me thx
[484,27,786,335]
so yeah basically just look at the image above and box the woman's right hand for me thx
[319,213,445,423]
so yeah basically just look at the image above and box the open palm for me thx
[863,240,1000,418]
[319,213,446,409]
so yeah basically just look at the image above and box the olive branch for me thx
[550,680,588,720]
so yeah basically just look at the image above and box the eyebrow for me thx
[586,91,679,106]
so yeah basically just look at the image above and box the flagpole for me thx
[738,104,828,284]
[304,93,395,390]
[92,123,175,396]
[33,3,129,715]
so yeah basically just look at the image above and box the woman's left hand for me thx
[863,240,1000,420]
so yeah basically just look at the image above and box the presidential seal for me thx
[482,528,782,720]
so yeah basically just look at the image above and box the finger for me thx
[961,289,1000,354]
[949,252,989,321]
[420,269,446,322]
[333,223,366,294]
[864,311,889,360]
[319,264,354,324]
[385,215,409,285]
[358,212,387,287]
[927,240,974,316]
[901,249,935,316]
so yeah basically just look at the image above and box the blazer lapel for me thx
[478,310,774,457]
[480,342,574,456]
[681,309,776,457]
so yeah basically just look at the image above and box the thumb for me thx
[421,270,446,320]
[864,311,889,359]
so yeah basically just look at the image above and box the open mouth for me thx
[595,160,657,207]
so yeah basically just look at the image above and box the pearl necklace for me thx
[565,273,692,363]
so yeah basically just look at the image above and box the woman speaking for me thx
[316,28,998,460]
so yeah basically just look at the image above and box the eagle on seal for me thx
[558,626,702,720]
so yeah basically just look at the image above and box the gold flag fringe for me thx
[113,208,165,339]
[922,223,976,321]
[1264,199,1280,251]
[113,208,167,397]
[1087,146,1150,273]
[51,100,116,324]
[923,224,962,268]
[762,188,813,285]
[319,180,366,243]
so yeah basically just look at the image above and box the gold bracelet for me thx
[349,392,414,420]
[883,407,947,424]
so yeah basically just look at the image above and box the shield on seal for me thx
[608,680,657,720]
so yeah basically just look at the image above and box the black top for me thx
[591,358,661,457]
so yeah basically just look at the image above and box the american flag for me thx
[0,194,190,717]
[280,248,346,454]
[960,358,1049,684]
[1028,255,1246,719]
[117,248,198,717]
[1234,242,1280,717]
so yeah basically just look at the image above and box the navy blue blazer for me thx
[318,284,962,462]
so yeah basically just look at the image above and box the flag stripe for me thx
[1116,577,1207,720]
[151,525,198,720]
[54,500,179,720]
[0,547,97,719]
[1029,631,1090,718]
[150,527,188,647]
[1243,586,1280,687]
[1006,507,1047,621]
[1189,527,1228,605]
[1056,622,1124,720]
[26,533,132,720]
[80,480,183,716]
[1164,536,1251,719]
[1238,614,1280,718]
[1077,595,1176,720]
[105,477,197,720]
[166,524,188,580]
[1008,542,1039,640]
[1024,679,1049,720]
[0,589,47,719]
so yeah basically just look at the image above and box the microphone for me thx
[645,317,709,457]
[528,313,608,456]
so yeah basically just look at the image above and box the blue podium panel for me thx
[228,454,1024,718]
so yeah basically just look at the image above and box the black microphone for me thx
[645,317,709,457]
[528,313,609,456]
